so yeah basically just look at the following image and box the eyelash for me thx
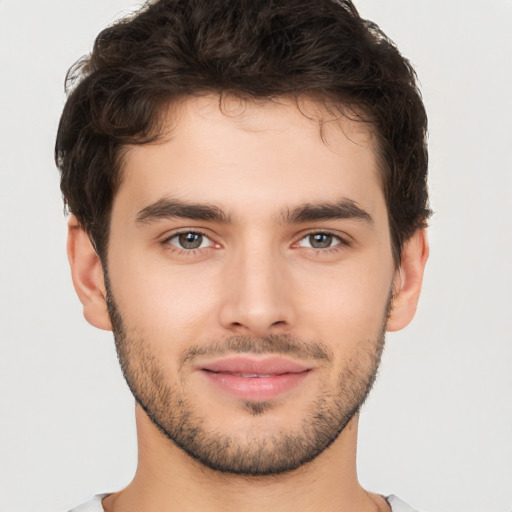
[160,229,351,256]
[161,229,217,256]
[294,231,351,253]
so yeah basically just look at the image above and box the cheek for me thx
[108,252,222,347]
[293,258,392,342]
[107,226,394,356]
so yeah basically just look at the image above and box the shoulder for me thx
[68,494,109,512]
[387,494,422,512]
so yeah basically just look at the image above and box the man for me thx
[56,0,430,510]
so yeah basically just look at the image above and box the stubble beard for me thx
[106,278,389,477]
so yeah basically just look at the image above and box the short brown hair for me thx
[56,0,431,263]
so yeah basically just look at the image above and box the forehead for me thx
[115,94,384,222]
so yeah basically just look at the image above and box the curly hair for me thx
[55,0,431,263]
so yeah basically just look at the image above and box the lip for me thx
[200,356,310,375]
[197,356,312,401]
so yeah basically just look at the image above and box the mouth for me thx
[197,356,312,401]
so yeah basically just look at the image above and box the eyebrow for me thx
[135,197,373,226]
[136,198,231,224]
[282,199,373,225]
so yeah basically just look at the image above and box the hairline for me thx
[91,91,403,268]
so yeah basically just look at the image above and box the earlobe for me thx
[67,216,113,331]
[387,229,429,332]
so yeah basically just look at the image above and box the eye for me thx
[167,231,213,250]
[297,232,342,249]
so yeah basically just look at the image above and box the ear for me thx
[387,228,429,332]
[67,216,112,331]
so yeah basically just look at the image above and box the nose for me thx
[218,245,296,337]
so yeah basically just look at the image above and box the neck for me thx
[102,405,389,512]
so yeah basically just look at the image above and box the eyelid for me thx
[158,227,351,255]
[294,229,352,248]
[160,228,221,251]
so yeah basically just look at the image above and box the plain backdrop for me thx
[0,1,511,511]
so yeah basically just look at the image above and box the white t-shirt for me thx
[69,493,420,511]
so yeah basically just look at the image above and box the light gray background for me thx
[0,1,511,511]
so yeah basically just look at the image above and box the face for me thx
[105,95,397,475]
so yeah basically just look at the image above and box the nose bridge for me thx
[219,235,294,335]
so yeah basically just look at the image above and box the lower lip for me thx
[201,370,311,401]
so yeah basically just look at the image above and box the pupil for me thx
[310,233,332,248]
[179,233,202,249]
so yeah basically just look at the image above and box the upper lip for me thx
[199,356,311,375]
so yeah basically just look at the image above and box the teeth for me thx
[236,373,273,378]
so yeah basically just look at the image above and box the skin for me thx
[68,95,428,512]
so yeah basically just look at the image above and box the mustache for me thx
[179,334,333,368]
